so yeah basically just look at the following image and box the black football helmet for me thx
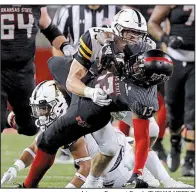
[123,49,174,87]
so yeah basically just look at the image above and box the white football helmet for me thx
[30,80,68,131]
[111,9,147,43]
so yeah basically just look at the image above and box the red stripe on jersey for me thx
[144,57,173,64]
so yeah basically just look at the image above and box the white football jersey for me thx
[75,27,114,69]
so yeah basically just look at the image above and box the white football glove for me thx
[82,176,103,188]
[62,44,76,57]
[1,166,18,186]
[84,87,112,107]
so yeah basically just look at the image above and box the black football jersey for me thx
[1,5,45,64]
[168,5,195,50]
[91,71,159,119]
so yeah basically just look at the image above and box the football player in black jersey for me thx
[18,45,173,188]
[148,5,195,176]
[1,5,74,136]
[64,8,154,188]
[15,9,173,188]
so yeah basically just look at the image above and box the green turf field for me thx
[1,133,195,188]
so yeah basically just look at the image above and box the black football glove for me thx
[100,43,114,69]
[122,173,148,188]
[161,33,184,49]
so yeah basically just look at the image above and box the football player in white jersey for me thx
[1,80,91,188]
[65,8,156,188]
[1,80,193,189]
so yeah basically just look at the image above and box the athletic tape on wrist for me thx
[14,159,25,172]
[84,87,93,98]
[160,33,169,44]
[75,172,86,182]
[65,183,76,188]
[23,148,36,158]
[60,42,69,52]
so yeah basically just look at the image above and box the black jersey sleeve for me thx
[75,30,93,70]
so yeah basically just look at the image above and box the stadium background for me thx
[1,5,195,188]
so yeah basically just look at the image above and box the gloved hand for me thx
[61,43,76,57]
[84,87,112,107]
[111,111,128,120]
[100,43,115,70]
[122,173,148,188]
[82,176,103,188]
[1,166,18,186]
[161,34,184,49]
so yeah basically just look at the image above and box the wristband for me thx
[160,33,169,45]
[84,86,94,99]
[60,42,69,52]
[14,159,25,171]
[75,172,86,182]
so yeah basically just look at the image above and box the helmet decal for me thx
[132,9,142,27]
[30,80,68,131]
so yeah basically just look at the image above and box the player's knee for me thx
[36,133,58,155]
[48,56,59,75]
[17,125,39,136]
[149,117,159,137]
[48,56,70,74]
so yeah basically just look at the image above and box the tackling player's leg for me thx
[84,121,118,188]
[181,67,195,177]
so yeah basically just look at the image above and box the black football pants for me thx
[1,62,39,135]
[165,59,195,132]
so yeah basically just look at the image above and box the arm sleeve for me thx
[75,30,93,70]
[52,6,70,37]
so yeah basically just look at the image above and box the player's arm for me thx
[66,31,112,106]
[66,30,93,96]
[66,58,88,96]
[148,6,172,41]
[39,7,74,57]
[148,5,183,50]
[65,137,91,188]
[51,6,74,56]
[1,139,37,186]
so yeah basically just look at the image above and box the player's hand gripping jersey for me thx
[47,48,173,141]
[72,27,159,119]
